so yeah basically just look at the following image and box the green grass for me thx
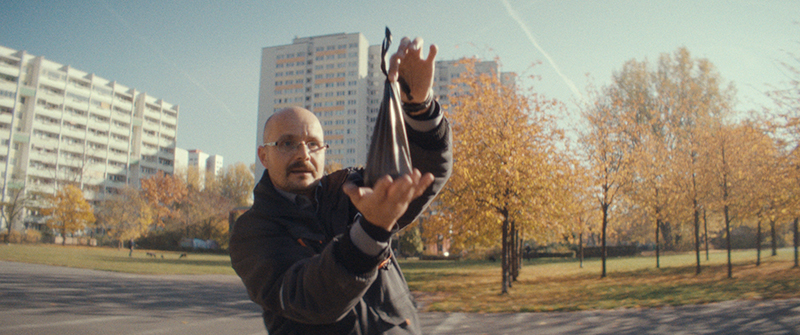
[0,243,236,275]
[402,249,800,312]
[2,243,798,312]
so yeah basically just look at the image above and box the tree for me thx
[1,180,31,243]
[140,171,187,228]
[217,162,255,207]
[579,80,634,278]
[426,58,568,293]
[95,186,152,249]
[43,184,95,245]
[178,187,232,249]
[767,23,800,268]
[584,47,735,276]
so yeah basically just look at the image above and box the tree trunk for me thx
[501,215,509,294]
[794,218,798,268]
[694,202,700,275]
[601,203,608,278]
[756,218,762,266]
[770,220,777,257]
[725,204,732,278]
[510,221,518,282]
[579,231,584,269]
[703,209,709,261]
[655,217,661,269]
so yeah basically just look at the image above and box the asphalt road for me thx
[1,261,799,335]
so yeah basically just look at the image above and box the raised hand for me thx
[387,37,438,104]
[343,169,435,232]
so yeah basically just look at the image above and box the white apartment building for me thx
[206,154,223,177]
[173,148,224,188]
[257,33,513,176]
[0,45,179,230]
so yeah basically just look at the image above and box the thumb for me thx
[343,182,364,202]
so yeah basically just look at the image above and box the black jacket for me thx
[230,103,452,334]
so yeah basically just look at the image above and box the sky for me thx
[1,0,798,168]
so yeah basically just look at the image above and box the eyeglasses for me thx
[261,140,329,154]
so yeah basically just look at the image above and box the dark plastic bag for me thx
[364,27,413,187]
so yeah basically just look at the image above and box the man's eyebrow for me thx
[274,134,298,142]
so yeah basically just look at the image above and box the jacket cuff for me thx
[333,222,389,275]
[404,99,442,133]
[406,104,449,152]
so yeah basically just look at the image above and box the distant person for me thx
[230,36,452,334]
[129,238,135,257]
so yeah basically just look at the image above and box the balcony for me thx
[0,62,19,77]
[111,124,130,137]
[160,127,176,138]
[85,136,104,148]
[0,113,12,125]
[38,74,66,88]
[40,90,64,105]
[29,151,57,164]
[113,99,132,111]
[144,108,161,120]
[33,122,60,135]
[61,127,85,140]
[107,151,128,163]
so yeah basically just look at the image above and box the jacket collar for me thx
[252,170,326,240]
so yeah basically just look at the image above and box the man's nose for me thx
[294,143,312,159]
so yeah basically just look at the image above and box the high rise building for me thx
[256,33,513,177]
[206,154,224,177]
[0,45,179,230]
[256,32,370,178]
[173,148,224,189]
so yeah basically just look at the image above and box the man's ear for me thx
[257,146,269,168]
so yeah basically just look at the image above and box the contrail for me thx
[500,0,583,100]
[99,0,237,120]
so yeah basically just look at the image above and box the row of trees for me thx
[422,42,800,292]
[30,162,254,249]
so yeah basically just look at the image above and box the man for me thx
[230,36,452,334]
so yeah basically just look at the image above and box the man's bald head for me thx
[258,106,326,198]
[263,107,321,144]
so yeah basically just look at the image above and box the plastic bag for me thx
[363,27,413,187]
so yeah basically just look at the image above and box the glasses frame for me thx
[261,140,329,154]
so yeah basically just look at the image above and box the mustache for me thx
[287,161,315,172]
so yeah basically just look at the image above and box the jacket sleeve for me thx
[397,100,453,229]
[229,211,387,325]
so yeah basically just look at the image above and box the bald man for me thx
[230,37,452,335]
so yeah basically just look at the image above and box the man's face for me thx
[258,108,326,197]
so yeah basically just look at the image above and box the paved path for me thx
[1,261,799,334]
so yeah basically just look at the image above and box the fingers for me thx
[427,44,438,62]
[345,171,434,205]
[388,37,411,82]
[388,36,433,82]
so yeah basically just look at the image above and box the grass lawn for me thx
[0,243,236,275]
[402,248,800,312]
[2,243,798,312]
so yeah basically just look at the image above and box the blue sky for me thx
[2,0,798,168]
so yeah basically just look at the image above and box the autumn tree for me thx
[426,58,568,293]
[1,180,31,243]
[217,162,255,207]
[140,171,187,228]
[586,47,735,275]
[43,184,96,245]
[95,186,152,249]
[579,79,634,278]
[767,24,800,268]
[178,187,233,249]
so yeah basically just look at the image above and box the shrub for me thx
[22,229,41,243]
